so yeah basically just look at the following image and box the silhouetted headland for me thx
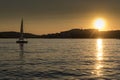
[40,29,99,38]
[40,29,120,39]
[0,31,39,38]
[0,29,120,39]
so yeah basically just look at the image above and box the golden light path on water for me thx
[95,39,104,76]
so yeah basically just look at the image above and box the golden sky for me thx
[0,0,120,34]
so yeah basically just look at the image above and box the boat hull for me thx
[16,40,28,43]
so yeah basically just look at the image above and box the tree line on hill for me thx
[0,29,120,39]
[40,29,120,39]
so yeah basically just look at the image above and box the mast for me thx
[20,19,24,40]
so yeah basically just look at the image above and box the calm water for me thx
[0,39,120,80]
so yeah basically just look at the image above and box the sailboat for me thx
[16,19,28,43]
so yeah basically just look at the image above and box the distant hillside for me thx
[40,29,120,39]
[100,30,120,38]
[40,29,99,38]
[0,29,120,38]
[0,31,40,38]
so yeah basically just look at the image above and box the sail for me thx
[16,18,28,43]
[20,19,24,40]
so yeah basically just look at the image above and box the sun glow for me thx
[94,18,106,30]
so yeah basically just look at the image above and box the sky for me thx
[0,0,120,34]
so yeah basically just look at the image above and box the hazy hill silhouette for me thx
[40,29,99,38]
[0,29,120,38]
[100,30,120,38]
[0,31,39,38]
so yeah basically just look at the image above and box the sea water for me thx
[0,39,120,80]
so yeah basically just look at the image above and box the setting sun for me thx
[94,18,106,30]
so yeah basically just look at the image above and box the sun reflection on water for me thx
[97,39,103,61]
[95,39,104,76]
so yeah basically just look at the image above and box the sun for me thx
[94,18,105,30]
